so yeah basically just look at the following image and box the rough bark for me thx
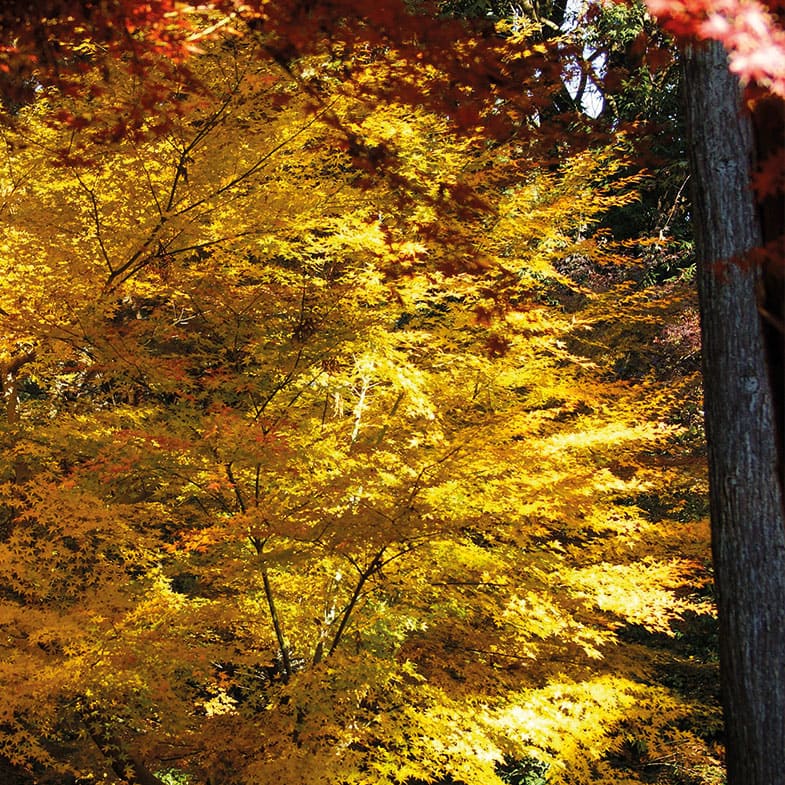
[683,39,785,785]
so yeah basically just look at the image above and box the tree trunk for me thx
[683,39,785,785]
[82,707,167,785]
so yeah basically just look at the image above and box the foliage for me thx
[496,754,550,785]
[0,10,721,785]
[645,0,785,97]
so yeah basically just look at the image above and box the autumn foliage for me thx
[0,4,738,785]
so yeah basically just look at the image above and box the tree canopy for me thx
[1,1,782,784]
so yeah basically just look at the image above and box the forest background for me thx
[0,1,781,785]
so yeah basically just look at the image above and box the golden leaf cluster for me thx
[0,17,716,785]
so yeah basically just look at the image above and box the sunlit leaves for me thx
[0,16,717,785]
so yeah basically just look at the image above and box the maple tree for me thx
[0,2,765,785]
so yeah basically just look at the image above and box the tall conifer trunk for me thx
[683,39,785,785]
